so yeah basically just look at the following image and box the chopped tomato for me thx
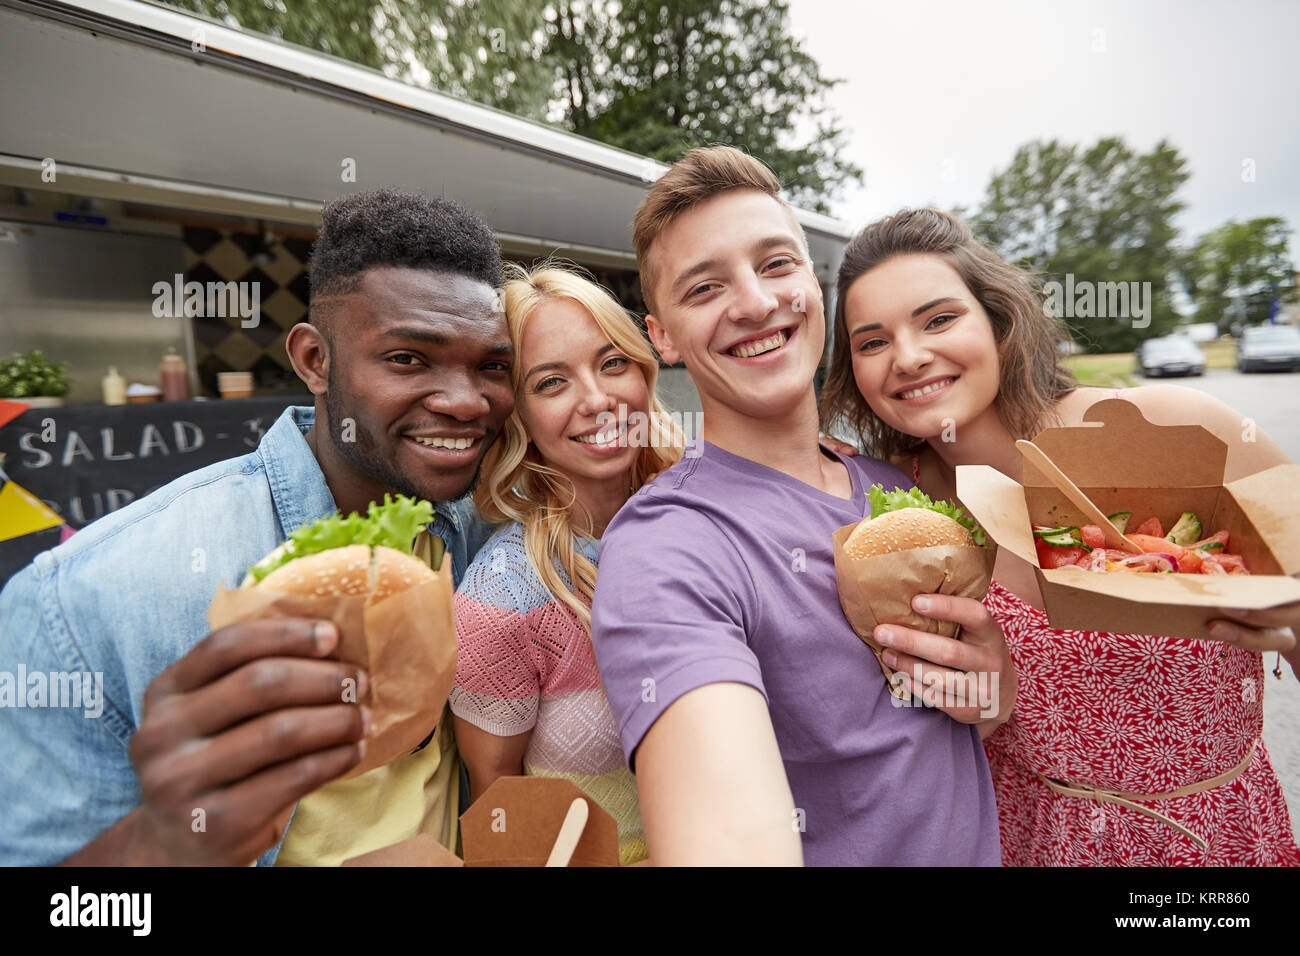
[1074,549,1109,571]
[1097,549,1136,564]
[1126,534,1185,558]
[1215,553,1248,574]
[1080,525,1106,550]
[1192,530,1231,551]
[1175,549,1204,573]
[1036,539,1089,569]
[1133,516,1164,537]
[1200,554,1228,574]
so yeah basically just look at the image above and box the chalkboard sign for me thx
[0,398,301,583]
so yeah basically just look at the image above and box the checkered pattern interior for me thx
[183,226,649,397]
[183,226,314,397]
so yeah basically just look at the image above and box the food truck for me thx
[0,0,854,577]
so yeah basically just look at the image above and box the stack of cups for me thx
[218,371,254,399]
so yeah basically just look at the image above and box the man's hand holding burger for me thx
[64,617,368,866]
[873,595,1017,734]
[65,495,447,866]
[842,484,1016,735]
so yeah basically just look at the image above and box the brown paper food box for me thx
[956,398,1300,641]
[342,777,620,867]
[831,527,996,698]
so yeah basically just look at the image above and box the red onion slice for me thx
[1118,552,1177,573]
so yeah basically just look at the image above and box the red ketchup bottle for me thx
[160,347,191,402]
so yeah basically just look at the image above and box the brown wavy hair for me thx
[819,208,1076,459]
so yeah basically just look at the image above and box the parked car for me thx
[1137,336,1206,377]
[1236,325,1300,372]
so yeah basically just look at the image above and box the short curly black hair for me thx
[309,189,502,305]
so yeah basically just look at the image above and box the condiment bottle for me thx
[102,366,126,406]
[160,347,191,402]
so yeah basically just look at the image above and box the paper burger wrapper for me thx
[832,522,997,699]
[206,538,457,782]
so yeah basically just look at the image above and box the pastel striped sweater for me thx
[449,522,647,865]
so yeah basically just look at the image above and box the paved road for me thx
[1151,367,1300,838]
[1168,366,1300,463]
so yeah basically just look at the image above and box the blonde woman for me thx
[447,263,683,865]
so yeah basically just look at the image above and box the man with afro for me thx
[0,189,514,865]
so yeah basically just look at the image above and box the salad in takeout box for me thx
[955,398,1300,641]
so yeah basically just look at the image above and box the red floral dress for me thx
[982,579,1300,866]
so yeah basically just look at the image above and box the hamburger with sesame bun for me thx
[844,485,985,558]
[844,484,987,558]
[241,493,440,598]
[833,484,993,694]
[215,493,455,781]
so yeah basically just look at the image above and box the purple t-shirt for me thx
[590,440,1001,866]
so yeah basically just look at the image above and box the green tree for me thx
[170,0,388,69]
[559,0,859,212]
[1183,218,1296,332]
[546,0,619,134]
[171,0,858,211]
[170,0,557,121]
[971,137,1190,353]
[415,0,557,121]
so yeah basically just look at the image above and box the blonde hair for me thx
[633,145,808,314]
[476,262,685,630]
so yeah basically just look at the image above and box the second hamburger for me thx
[832,484,994,696]
[844,485,986,558]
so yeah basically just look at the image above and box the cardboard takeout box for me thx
[342,776,620,867]
[956,398,1300,641]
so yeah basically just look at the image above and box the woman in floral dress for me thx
[819,207,1300,865]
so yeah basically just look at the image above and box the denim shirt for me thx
[0,405,496,865]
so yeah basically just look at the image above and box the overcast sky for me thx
[785,0,1300,248]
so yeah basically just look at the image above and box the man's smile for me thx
[402,431,488,465]
[724,325,796,360]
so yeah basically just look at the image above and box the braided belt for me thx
[1035,738,1259,851]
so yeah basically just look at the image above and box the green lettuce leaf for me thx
[247,494,434,582]
[866,483,987,547]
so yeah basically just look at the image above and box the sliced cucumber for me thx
[1035,526,1092,550]
[1166,512,1203,546]
[1033,525,1074,539]
[1197,541,1225,552]
[1107,511,1132,534]
[1038,530,1079,546]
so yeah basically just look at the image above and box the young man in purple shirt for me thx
[589,147,1015,865]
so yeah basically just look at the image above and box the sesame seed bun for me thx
[844,508,975,559]
[253,544,435,603]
